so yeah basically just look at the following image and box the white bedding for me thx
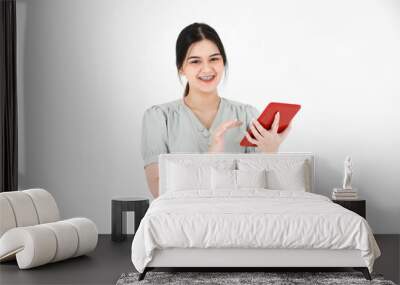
[131,189,380,273]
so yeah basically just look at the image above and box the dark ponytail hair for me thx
[176,23,228,97]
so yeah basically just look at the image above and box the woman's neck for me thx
[184,90,220,112]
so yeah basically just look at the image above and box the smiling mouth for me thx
[198,75,216,82]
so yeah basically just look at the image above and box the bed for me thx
[131,153,381,281]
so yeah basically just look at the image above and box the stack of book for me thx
[332,188,358,200]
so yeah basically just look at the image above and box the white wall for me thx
[16,0,400,234]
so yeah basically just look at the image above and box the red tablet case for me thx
[240,102,301,147]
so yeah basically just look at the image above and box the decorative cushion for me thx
[211,168,267,190]
[166,159,235,191]
[211,168,236,190]
[237,159,310,191]
[266,166,307,191]
[237,169,267,189]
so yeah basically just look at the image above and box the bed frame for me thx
[138,153,372,281]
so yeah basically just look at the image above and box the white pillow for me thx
[211,168,267,190]
[167,162,209,191]
[237,169,267,189]
[266,167,306,191]
[211,168,236,190]
[237,159,310,191]
[166,159,235,191]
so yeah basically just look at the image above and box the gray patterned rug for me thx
[116,271,396,285]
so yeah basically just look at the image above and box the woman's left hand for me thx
[245,112,292,153]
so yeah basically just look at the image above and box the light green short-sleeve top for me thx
[140,97,261,167]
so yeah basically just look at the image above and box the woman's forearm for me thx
[146,176,159,198]
[144,163,160,198]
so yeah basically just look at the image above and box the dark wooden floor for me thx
[0,234,398,285]
[0,235,134,285]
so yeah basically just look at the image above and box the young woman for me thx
[141,23,292,198]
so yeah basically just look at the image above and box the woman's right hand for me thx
[208,120,242,153]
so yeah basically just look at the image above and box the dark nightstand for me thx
[332,199,366,219]
[111,197,149,241]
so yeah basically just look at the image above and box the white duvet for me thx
[131,189,380,273]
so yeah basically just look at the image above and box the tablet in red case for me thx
[240,102,301,147]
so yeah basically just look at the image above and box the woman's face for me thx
[179,39,225,95]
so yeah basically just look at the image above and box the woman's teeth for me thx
[199,75,215,81]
